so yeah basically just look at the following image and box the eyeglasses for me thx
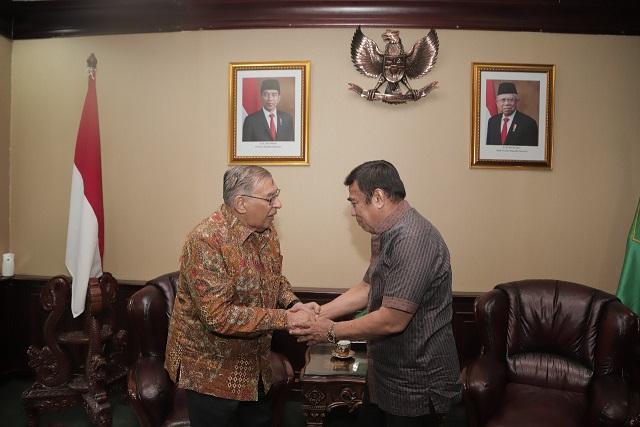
[242,189,281,206]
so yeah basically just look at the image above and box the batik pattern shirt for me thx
[165,204,298,401]
[364,201,461,416]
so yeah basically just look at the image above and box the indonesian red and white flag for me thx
[485,80,498,117]
[242,77,262,121]
[485,79,498,118]
[65,57,104,318]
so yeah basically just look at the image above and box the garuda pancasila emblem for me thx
[348,27,439,104]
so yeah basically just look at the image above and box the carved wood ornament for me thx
[21,273,127,427]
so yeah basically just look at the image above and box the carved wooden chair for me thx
[21,273,127,426]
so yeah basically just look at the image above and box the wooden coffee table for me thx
[299,342,367,426]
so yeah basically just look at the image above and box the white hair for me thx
[223,166,271,206]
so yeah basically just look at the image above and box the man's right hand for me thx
[289,317,335,346]
[286,308,314,330]
[288,301,320,317]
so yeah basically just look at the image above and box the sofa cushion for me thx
[487,383,586,427]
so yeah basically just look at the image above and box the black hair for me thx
[344,160,406,203]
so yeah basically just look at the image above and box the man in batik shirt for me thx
[165,165,316,427]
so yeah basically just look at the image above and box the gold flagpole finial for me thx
[87,53,97,80]
[87,53,97,69]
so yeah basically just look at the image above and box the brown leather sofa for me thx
[126,272,294,427]
[462,279,637,427]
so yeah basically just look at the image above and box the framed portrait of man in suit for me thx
[229,61,310,165]
[471,63,555,169]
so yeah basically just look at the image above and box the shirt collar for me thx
[219,203,271,244]
[374,199,411,234]
[263,108,277,119]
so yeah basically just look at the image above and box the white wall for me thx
[8,29,640,293]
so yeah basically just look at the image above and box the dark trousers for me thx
[185,382,273,427]
[357,385,444,427]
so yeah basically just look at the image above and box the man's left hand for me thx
[289,317,334,346]
[288,301,320,317]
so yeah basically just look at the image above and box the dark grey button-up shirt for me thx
[364,201,461,416]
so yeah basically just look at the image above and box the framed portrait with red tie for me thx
[229,61,310,165]
[471,63,555,169]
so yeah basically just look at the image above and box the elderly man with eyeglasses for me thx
[165,165,317,427]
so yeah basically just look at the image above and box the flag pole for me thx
[66,53,105,318]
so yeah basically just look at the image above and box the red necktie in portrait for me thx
[269,114,276,141]
[500,116,509,144]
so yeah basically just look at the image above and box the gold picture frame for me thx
[229,61,310,165]
[471,63,555,169]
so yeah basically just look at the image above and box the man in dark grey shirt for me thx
[290,160,460,427]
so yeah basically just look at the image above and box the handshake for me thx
[284,302,334,346]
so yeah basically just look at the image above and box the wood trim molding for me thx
[0,274,481,378]
[2,0,639,40]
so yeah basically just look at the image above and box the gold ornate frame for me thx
[229,61,310,165]
[471,63,555,169]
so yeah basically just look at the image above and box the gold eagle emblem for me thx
[348,27,439,104]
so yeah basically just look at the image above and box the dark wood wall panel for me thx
[0,275,481,380]
[0,275,143,378]
[1,0,638,39]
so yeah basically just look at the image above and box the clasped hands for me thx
[285,302,334,346]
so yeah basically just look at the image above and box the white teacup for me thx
[336,340,351,356]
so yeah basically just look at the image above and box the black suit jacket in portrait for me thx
[486,110,539,146]
[242,109,294,142]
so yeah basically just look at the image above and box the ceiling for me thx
[1,0,639,40]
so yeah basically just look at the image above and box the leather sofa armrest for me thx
[589,374,629,426]
[462,354,507,427]
[127,284,171,360]
[127,356,176,427]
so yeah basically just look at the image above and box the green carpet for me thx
[0,378,310,427]
[0,378,138,427]
[1,378,465,426]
